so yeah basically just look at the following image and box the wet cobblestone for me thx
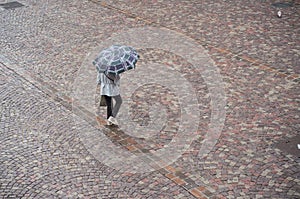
[0,64,193,198]
[1,0,299,198]
[103,0,300,74]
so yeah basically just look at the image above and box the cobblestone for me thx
[1,0,300,198]
[0,65,193,198]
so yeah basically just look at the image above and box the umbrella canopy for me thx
[93,45,139,75]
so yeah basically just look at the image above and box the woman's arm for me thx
[97,73,101,85]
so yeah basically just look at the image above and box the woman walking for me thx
[93,45,139,125]
[98,73,122,126]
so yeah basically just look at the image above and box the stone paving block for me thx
[1,0,300,198]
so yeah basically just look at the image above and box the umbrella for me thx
[93,45,139,75]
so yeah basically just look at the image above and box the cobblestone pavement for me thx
[1,0,299,198]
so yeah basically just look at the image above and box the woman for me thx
[98,72,122,126]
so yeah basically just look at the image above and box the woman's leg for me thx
[112,95,122,117]
[104,95,113,119]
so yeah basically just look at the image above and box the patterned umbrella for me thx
[93,45,139,75]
